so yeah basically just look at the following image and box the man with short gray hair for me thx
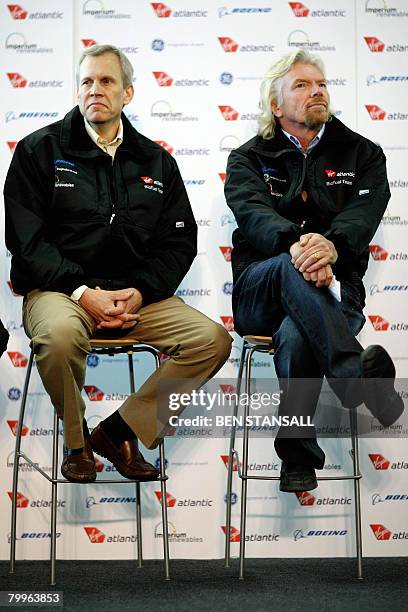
[5,44,231,483]
[225,49,403,492]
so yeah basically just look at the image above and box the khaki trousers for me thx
[23,291,232,449]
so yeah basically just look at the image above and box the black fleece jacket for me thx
[4,106,197,303]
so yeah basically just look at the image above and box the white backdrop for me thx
[1,0,408,561]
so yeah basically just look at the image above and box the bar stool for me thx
[9,338,170,585]
[224,335,363,580]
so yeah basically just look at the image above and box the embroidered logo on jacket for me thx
[54,159,77,188]
[324,168,355,186]
[140,176,163,193]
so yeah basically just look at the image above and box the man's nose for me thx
[310,83,321,96]
[89,81,101,95]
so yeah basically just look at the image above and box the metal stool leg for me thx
[50,410,59,585]
[159,440,170,580]
[225,341,247,567]
[10,350,34,574]
[127,352,143,568]
[239,346,256,580]
[350,407,363,579]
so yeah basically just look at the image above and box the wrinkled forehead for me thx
[284,62,326,86]
[79,52,122,80]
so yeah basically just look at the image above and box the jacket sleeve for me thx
[128,155,197,304]
[224,148,301,254]
[4,139,85,294]
[324,144,390,263]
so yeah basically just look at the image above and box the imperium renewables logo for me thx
[150,100,199,122]
[82,0,131,19]
[287,29,335,51]
[5,32,53,53]
[365,0,408,17]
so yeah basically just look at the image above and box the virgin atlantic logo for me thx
[365,105,386,120]
[153,71,173,86]
[368,315,389,331]
[151,2,172,17]
[84,527,106,543]
[370,524,391,541]
[7,4,28,19]
[289,2,309,17]
[369,453,390,470]
[155,140,174,154]
[7,72,27,88]
[218,37,239,52]
[221,525,240,542]
[364,37,385,52]
[369,245,388,260]
[218,106,239,121]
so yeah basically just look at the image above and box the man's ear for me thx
[271,100,282,118]
[123,84,134,107]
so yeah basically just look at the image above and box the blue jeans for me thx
[233,254,366,468]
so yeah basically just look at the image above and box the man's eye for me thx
[320,83,327,88]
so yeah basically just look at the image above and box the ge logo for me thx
[8,388,21,401]
[223,282,233,295]
[154,457,168,470]
[224,492,238,504]
[220,72,233,85]
[152,39,165,51]
[86,355,100,368]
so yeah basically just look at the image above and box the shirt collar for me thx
[84,117,123,147]
[282,124,325,155]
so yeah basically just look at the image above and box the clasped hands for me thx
[289,233,338,288]
[79,287,143,330]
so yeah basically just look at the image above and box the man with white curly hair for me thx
[225,49,403,492]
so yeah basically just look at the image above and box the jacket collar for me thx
[59,106,157,161]
[250,116,355,157]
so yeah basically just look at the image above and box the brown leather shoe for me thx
[61,436,96,483]
[90,424,160,481]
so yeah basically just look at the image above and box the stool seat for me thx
[243,335,273,346]
[90,337,142,348]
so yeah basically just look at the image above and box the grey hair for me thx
[258,49,329,140]
[76,44,134,88]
